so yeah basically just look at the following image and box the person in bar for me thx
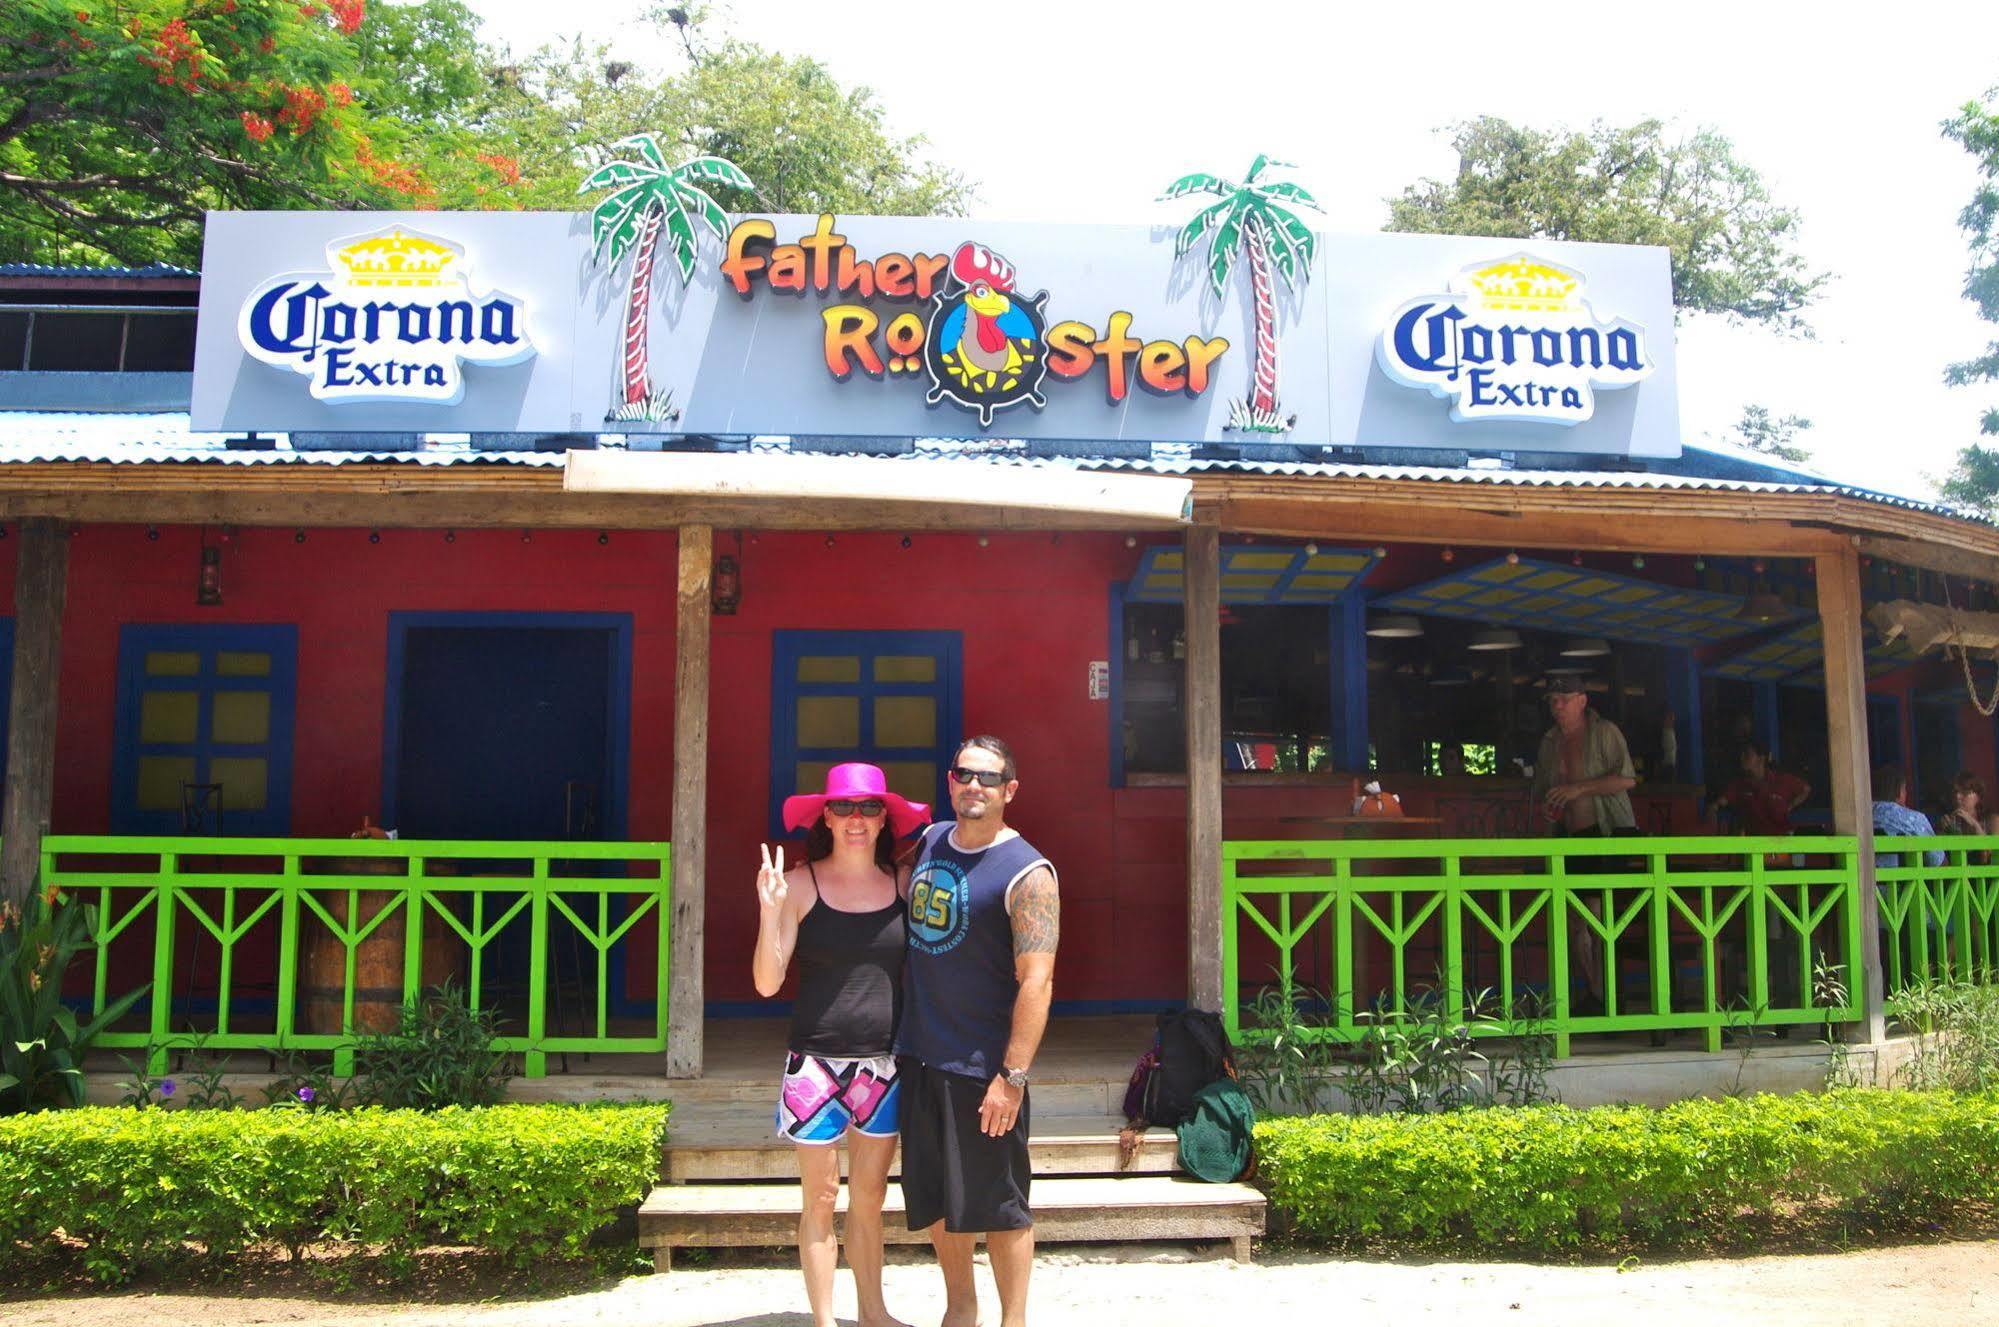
[1530,675,1639,1015]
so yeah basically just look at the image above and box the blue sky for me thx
[467,0,1999,499]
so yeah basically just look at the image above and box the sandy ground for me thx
[8,1241,1999,1327]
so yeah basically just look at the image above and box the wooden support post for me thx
[1,518,69,906]
[1817,544,1884,1043]
[668,525,712,1077]
[1184,522,1223,1010]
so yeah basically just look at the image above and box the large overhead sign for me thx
[193,212,1680,456]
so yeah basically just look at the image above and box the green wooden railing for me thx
[51,835,671,1078]
[1223,835,1867,1056]
[1877,836,1999,1006]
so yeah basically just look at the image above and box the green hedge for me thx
[1254,1090,1999,1252]
[0,1102,669,1280]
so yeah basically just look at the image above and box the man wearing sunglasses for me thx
[896,735,1058,1327]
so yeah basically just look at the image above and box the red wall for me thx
[14,523,1187,1007]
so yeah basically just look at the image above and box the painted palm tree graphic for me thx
[1161,155,1322,434]
[579,135,753,423]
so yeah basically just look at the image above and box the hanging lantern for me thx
[712,553,741,615]
[196,541,222,606]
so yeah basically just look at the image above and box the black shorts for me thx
[896,1057,1032,1233]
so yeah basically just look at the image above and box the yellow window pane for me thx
[139,691,199,744]
[136,755,197,811]
[1306,553,1369,572]
[211,691,270,745]
[797,656,861,683]
[208,757,268,812]
[795,762,833,801]
[874,655,936,683]
[797,695,859,749]
[1151,552,1184,570]
[1220,574,1280,590]
[1226,551,1294,571]
[1520,570,1577,591]
[216,651,272,677]
[146,651,199,676]
[875,696,936,749]
[881,762,936,805]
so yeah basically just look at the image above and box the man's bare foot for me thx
[937,1307,980,1327]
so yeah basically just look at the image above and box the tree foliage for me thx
[1935,87,1999,514]
[478,31,970,217]
[1385,117,1828,334]
[1727,404,1813,465]
[0,0,529,267]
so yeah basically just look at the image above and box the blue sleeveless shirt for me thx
[895,822,1054,1080]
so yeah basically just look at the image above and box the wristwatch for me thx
[1003,1065,1030,1089]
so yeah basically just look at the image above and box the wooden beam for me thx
[567,452,1194,524]
[1217,495,1844,557]
[1184,522,1223,1011]
[668,525,713,1077]
[1853,534,1999,584]
[1817,544,1885,1043]
[1,519,68,906]
[0,489,1180,533]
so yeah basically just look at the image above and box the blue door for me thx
[385,614,631,841]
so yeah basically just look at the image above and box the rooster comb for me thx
[952,242,1015,294]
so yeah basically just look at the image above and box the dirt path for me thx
[11,1241,1999,1327]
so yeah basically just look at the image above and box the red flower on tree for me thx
[326,0,364,33]
[240,111,275,142]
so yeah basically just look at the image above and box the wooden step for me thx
[638,1175,1264,1269]
[665,1110,1180,1182]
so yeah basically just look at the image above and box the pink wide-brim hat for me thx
[782,762,931,839]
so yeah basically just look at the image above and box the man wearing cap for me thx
[896,734,1058,1327]
[1530,675,1638,1012]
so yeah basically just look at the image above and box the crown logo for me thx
[331,230,458,287]
[1465,258,1580,312]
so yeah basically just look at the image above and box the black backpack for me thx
[1137,1008,1236,1128]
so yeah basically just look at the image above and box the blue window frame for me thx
[112,624,297,835]
[769,630,961,840]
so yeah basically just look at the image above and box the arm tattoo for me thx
[1010,867,1060,957]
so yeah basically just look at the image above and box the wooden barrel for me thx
[300,864,461,1035]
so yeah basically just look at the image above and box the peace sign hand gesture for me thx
[757,843,788,915]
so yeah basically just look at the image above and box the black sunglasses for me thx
[948,766,1008,788]
[825,798,886,817]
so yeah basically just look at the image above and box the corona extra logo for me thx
[238,226,535,405]
[1377,253,1652,426]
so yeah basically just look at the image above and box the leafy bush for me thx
[1,890,148,1115]
[352,981,512,1110]
[0,1102,669,1281]
[1894,980,1999,1093]
[1254,1089,1999,1253]
[1236,979,1558,1118]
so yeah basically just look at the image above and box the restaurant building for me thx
[3,173,1997,1085]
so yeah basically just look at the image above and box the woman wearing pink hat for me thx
[754,762,930,1327]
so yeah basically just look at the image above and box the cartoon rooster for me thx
[926,242,1049,426]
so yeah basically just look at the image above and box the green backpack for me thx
[1175,1077,1256,1183]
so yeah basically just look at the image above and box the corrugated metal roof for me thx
[0,262,196,279]
[0,412,561,466]
[0,411,1984,532]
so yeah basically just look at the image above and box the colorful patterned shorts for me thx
[775,1051,901,1144]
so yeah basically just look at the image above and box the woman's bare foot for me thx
[857,1312,916,1327]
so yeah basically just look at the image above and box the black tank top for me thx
[786,864,906,1058]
